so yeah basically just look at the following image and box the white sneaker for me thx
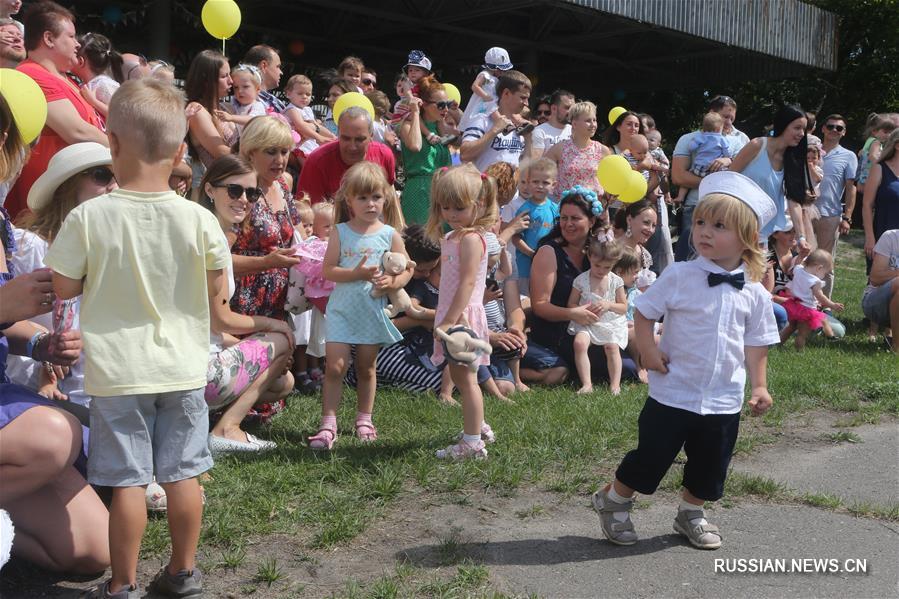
[208,432,277,456]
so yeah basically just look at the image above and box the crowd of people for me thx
[1,2,897,597]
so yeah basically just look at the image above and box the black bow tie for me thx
[707,271,745,290]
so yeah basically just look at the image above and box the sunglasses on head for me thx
[212,183,263,202]
[428,100,451,109]
[82,166,115,186]
[825,124,845,132]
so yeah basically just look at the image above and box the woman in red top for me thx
[6,1,107,220]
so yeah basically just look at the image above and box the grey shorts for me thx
[862,279,896,327]
[88,388,212,487]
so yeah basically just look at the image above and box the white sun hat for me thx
[26,142,112,212]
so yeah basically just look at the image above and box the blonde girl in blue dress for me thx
[308,162,412,450]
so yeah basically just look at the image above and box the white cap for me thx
[697,171,777,231]
[404,50,432,73]
[483,47,513,71]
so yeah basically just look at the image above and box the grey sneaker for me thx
[147,567,204,597]
[591,488,638,546]
[81,581,140,598]
[673,509,722,549]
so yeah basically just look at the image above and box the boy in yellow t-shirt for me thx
[46,79,230,598]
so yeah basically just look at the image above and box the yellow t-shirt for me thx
[45,189,230,396]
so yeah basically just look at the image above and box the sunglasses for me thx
[428,100,451,109]
[82,166,115,186]
[212,183,263,202]
[825,124,845,132]
[362,78,376,86]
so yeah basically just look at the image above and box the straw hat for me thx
[26,142,112,211]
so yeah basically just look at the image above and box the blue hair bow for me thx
[560,185,603,216]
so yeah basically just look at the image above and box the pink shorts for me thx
[205,334,275,410]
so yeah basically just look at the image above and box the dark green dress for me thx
[400,120,451,224]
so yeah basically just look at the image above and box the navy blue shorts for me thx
[615,397,740,501]
[520,341,568,371]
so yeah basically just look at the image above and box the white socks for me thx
[679,500,708,526]
[462,433,481,445]
[606,487,632,523]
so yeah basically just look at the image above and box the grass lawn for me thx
[144,233,898,569]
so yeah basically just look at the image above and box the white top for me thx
[634,256,779,415]
[86,74,120,105]
[786,264,823,309]
[864,230,899,297]
[532,122,572,155]
[462,112,527,172]
[286,103,321,155]
[209,243,237,354]
[7,229,88,406]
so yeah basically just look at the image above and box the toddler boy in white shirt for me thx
[592,171,780,550]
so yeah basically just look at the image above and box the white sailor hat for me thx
[698,171,777,231]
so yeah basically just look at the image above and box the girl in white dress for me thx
[567,239,629,395]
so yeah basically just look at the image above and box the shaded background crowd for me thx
[0,0,897,587]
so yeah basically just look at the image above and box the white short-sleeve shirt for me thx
[634,256,779,415]
[461,112,526,172]
[786,264,823,309]
[532,122,571,155]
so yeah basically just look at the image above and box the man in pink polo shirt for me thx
[298,106,396,204]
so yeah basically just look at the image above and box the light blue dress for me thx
[325,223,403,346]
[742,137,786,237]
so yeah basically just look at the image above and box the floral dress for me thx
[555,140,605,197]
[231,177,300,320]
[230,178,298,423]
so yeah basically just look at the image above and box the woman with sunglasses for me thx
[7,143,116,403]
[200,154,295,453]
[398,75,454,224]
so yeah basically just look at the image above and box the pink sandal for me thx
[308,427,337,450]
[354,420,378,442]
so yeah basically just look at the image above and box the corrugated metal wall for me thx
[561,0,838,70]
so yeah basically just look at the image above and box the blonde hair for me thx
[285,74,312,92]
[528,156,558,180]
[238,116,293,158]
[296,197,313,223]
[693,193,766,281]
[108,79,186,162]
[426,164,499,241]
[702,112,724,132]
[804,248,833,270]
[567,100,596,124]
[16,175,81,242]
[0,95,28,183]
[879,129,899,164]
[231,63,262,87]
[312,200,334,219]
[334,161,403,228]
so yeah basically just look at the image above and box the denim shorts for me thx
[862,279,895,327]
[520,341,568,371]
[88,388,212,486]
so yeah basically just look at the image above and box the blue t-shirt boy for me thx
[514,198,559,278]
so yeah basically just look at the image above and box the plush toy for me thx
[371,251,429,319]
[435,326,493,372]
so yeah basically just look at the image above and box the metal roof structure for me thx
[75,0,838,98]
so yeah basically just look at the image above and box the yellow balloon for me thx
[619,170,648,204]
[608,105,627,125]
[201,0,241,40]
[332,91,375,124]
[443,83,462,106]
[0,68,48,144]
[596,155,631,195]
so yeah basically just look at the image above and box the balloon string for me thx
[222,38,225,55]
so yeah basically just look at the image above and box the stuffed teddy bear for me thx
[371,251,429,319]
[435,326,493,372]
